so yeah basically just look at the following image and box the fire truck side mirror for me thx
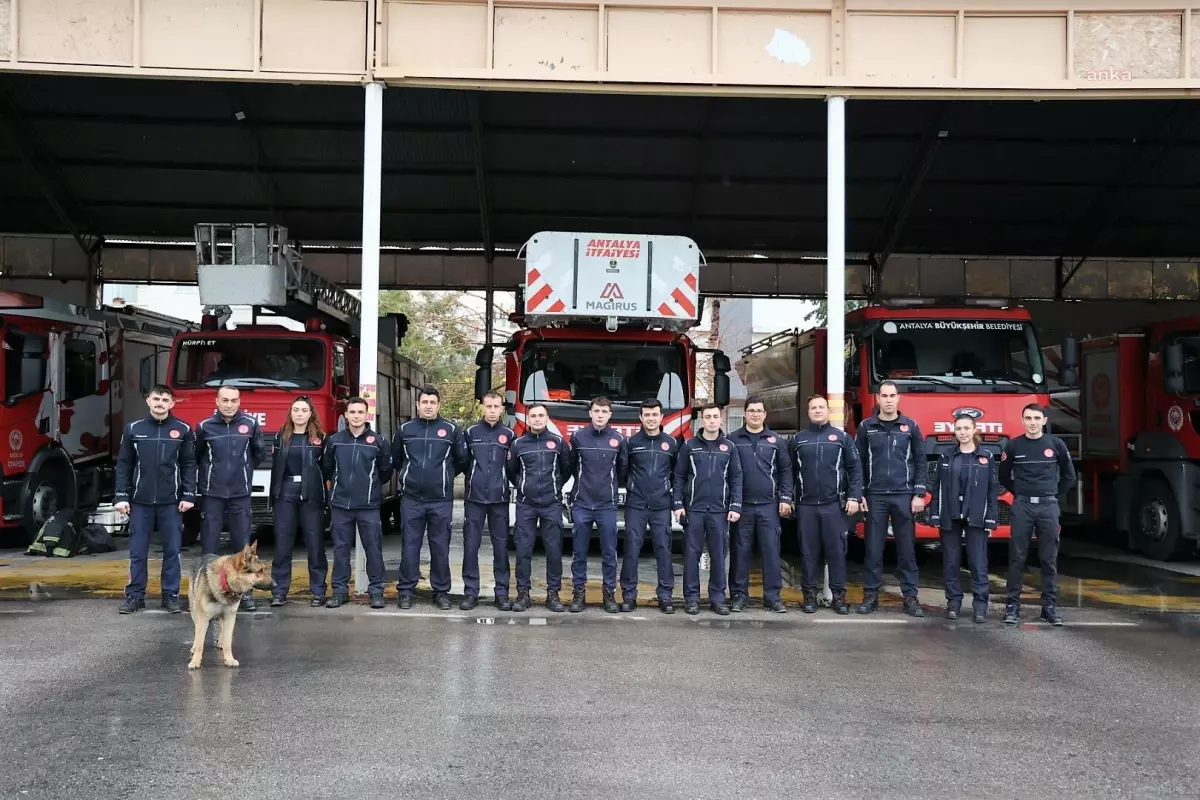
[475,347,493,368]
[1060,335,1079,387]
[1165,341,1185,394]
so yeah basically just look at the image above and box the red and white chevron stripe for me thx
[657,272,698,319]
[525,267,567,314]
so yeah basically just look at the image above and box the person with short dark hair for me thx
[929,413,997,623]
[672,403,742,616]
[618,397,679,613]
[321,397,392,608]
[507,402,572,612]
[727,395,793,613]
[998,403,1075,626]
[856,380,927,617]
[790,393,862,614]
[459,390,515,611]
[195,384,267,611]
[567,395,627,613]
[115,385,198,615]
[391,385,464,610]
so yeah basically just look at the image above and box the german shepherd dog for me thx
[188,543,274,670]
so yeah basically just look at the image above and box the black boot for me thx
[546,589,565,613]
[766,599,786,613]
[945,605,960,620]
[602,587,619,614]
[1003,602,1020,625]
[119,596,144,615]
[903,596,925,618]
[801,591,818,614]
[658,597,675,615]
[310,596,325,608]
[239,592,257,613]
[270,595,287,608]
[569,589,586,613]
[496,595,513,612]
[513,590,531,612]
[684,600,700,615]
[973,603,988,624]
[857,592,879,615]
[730,595,748,613]
[434,593,452,611]
[459,594,479,611]
[1040,603,1064,626]
[831,591,850,615]
[397,594,412,610]
[619,595,637,612]
[369,593,384,609]
[162,594,182,614]
[326,594,348,608]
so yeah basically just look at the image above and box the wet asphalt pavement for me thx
[3,582,1200,798]
[4,503,1200,798]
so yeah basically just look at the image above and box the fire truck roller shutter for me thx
[20,446,78,545]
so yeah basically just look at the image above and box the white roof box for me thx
[522,231,701,328]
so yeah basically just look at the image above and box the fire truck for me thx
[164,224,424,543]
[1055,319,1200,560]
[1,291,194,542]
[472,231,731,532]
[740,300,1051,542]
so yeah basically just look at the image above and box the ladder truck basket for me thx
[193,223,362,335]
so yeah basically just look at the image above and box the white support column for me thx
[355,80,385,596]
[823,94,847,606]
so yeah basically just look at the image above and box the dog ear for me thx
[247,541,258,557]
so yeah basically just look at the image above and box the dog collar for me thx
[218,569,240,599]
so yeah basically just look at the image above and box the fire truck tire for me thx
[20,461,75,546]
[182,509,202,548]
[1133,478,1191,561]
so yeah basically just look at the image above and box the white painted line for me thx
[1062,621,1140,627]
[812,617,910,624]
[364,611,462,619]
[0,608,34,614]
[529,618,547,626]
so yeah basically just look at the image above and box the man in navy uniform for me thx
[195,385,266,611]
[791,394,863,615]
[507,403,572,612]
[672,403,742,616]
[619,398,679,614]
[999,403,1076,626]
[322,397,392,609]
[115,385,198,615]
[567,396,627,613]
[727,395,792,613]
[856,380,927,617]
[392,386,464,610]
[460,391,515,610]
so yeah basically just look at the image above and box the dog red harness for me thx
[218,569,240,599]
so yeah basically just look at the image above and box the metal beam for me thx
[1061,101,1200,285]
[0,89,100,265]
[467,93,494,262]
[874,110,949,269]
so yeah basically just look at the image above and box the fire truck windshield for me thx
[520,342,687,411]
[867,318,1045,391]
[172,336,327,389]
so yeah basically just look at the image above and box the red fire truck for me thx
[1,291,194,542]
[741,300,1051,541]
[1056,319,1200,560]
[164,224,424,542]
[473,231,731,531]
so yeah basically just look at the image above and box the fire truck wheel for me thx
[182,509,202,548]
[21,462,75,546]
[1134,478,1190,562]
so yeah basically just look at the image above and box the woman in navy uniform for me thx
[269,396,330,607]
[928,413,998,623]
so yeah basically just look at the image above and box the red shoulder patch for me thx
[767,436,776,443]
[661,441,670,451]
[719,444,728,452]
[238,424,250,434]
[609,438,619,447]
[169,429,181,439]
[437,429,447,438]
[828,434,838,442]
[546,440,556,450]
[498,434,508,444]
[978,457,988,465]
[899,424,909,432]
[1043,448,1054,458]
[367,435,376,444]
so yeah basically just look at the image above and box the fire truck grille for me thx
[913,460,1011,527]
[251,497,272,525]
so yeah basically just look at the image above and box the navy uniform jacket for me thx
[269,431,326,507]
[322,425,393,510]
[856,414,927,496]
[672,433,743,514]
[391,417,464,502]
[728,426,793,506]
[929,448,999,531]
[622,429,680,511]
[790,422,863,506]
[115,414,198,506]
[507,429,571,507]
[195,411,266,499]
[462,420,515,505]
[568,426,627,510]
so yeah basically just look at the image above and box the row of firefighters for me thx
[112,381,1075,623]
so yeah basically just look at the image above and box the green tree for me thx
[803,298,867,328]
[379,290,507,423]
